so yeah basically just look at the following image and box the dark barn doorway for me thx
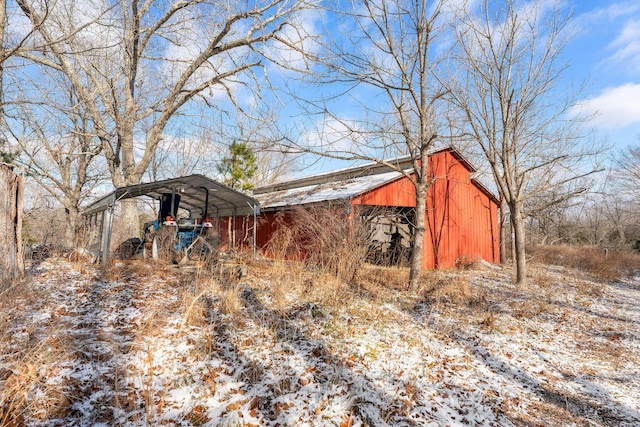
[358,205,415,267]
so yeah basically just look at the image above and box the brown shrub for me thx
[528,244,640,281]
[265,204,372,285]
[219,284,242,316]
[0,335,73,424]
[455,255,480,270]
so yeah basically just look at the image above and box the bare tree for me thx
[1,0,49,159]
[223,109,297,186]
[7,64,105,247]
[146,129,223,182]
[0,163,23,281]
[598,147,640,248]
[287,0,453,289]
[16,0,313,239]
[557,182,640,250]
[0,0,7,135]
[448,0,601,285]
[146,106,294,186]
[613,145,640,201]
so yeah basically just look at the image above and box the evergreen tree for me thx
[217,141,258,191]
[0,138,17,163]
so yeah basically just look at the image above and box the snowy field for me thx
[1,258,639,426]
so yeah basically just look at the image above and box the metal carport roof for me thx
[81,175,259,266]
[82,174,259,218]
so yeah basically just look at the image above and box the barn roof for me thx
[255,169,406,209]
[254,147,497,209]
[81,174,259,217]
[255,147,479,195]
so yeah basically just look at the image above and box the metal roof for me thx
[255,170,406,209]
[81,174,259,217]
[254,158,414,195]
[254,147,498,210]
[254,147,476,195]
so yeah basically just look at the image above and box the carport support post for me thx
[213,207,219,235]
[253,204,258,258]
[232,208,236,248]
[101,207,114,267]
[94,211,105,264]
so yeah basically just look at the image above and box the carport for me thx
[81,175,260,266]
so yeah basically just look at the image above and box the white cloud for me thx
[303,117,367,154]
[573,83,640,129]
[573,1,640,72]
[574,1,640,28]
[607,19,640,71]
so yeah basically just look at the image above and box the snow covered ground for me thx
[1,258,639,426]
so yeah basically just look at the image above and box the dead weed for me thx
[529,244,640,281]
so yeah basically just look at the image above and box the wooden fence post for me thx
[0,163,24,282]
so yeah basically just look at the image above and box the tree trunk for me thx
[63,205,79,248]
[511,201,527,286]
[116,198,140,248]
[1,0,6,121]
[0,163,24,282]
[409,181,427,289]
[500,199,507,264]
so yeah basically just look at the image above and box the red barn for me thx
[222,147,500,269]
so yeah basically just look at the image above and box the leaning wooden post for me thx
[0,163,24,282]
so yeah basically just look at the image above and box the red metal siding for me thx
[424,150,500,268]
[352,176,416,206]
[217,211,298,251]
[352,149,500,269]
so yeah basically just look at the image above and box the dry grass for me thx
[530,269,554,289]
[528,244,640,281]
[4,250,638,425]
[480,311,497,331]
[265,205,372,285]
[271,263,354,309]
[421,272,475,306]
[0,277,74,424]
[249,257,303,310]
[270,272,289,309]
[510,299,552,319]
[455,255,480,270]
[182,289,211,327]
[219,284,242,316]
[1,340,73,424]
[356,264,410,291]
[574,278,604,299]
[261,205,502,312]
[177,270,226,327]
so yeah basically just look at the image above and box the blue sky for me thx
[10,0,638,183]
[278,0,640,178]
[569,1,640,149]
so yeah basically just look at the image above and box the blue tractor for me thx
[143,189,220,264]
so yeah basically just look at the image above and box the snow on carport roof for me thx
[81,174,259,218]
